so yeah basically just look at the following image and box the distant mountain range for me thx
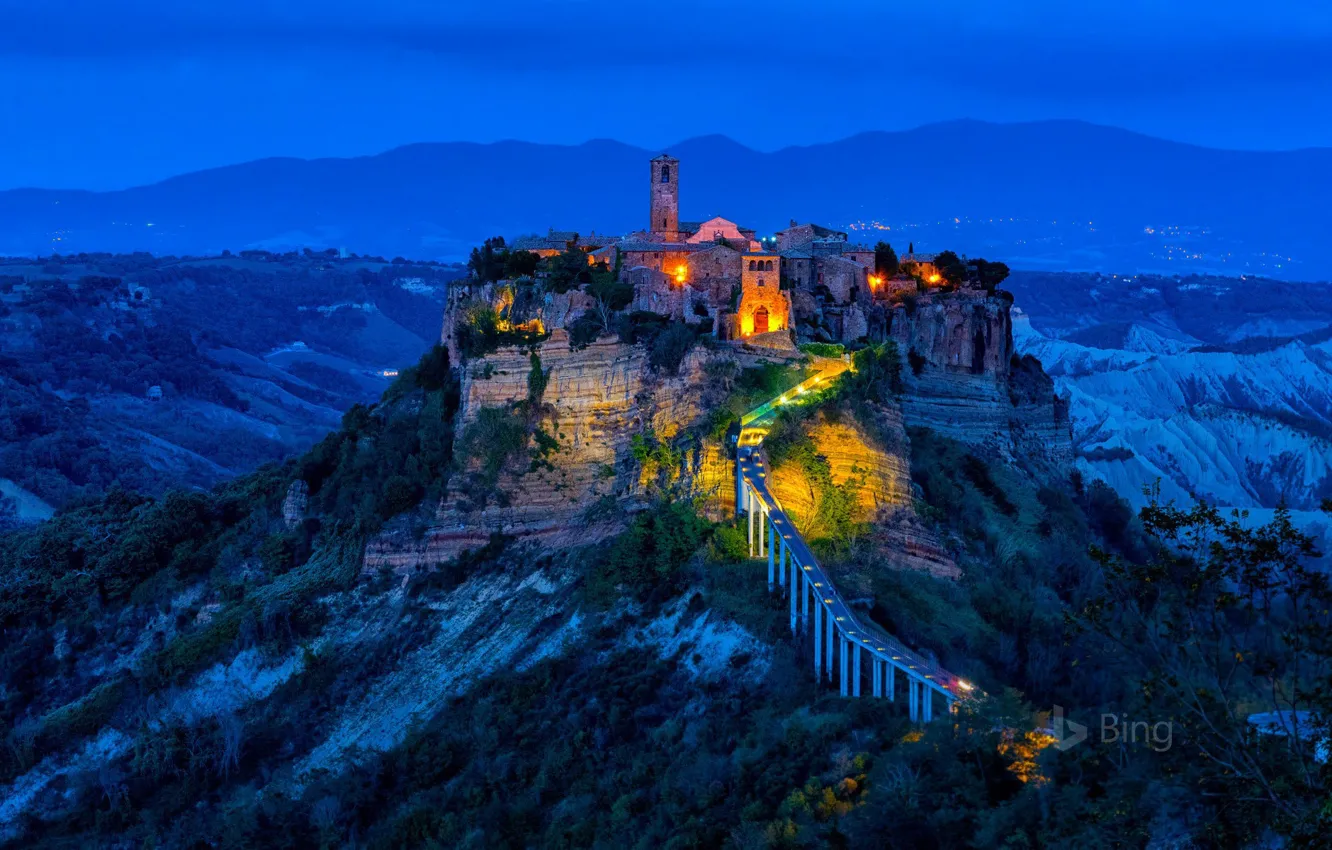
[3,120,1331,278]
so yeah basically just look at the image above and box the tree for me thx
[503,249,539,280]
[971,259,1010,293]
[933,250,967,287]
[542,239,591,293]
[1079,496,1332,838]
[468,236,509,283]
[873,241,899,278]
[578,267,634,335]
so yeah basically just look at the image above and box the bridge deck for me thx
[736,358,971,704]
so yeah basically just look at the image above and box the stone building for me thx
[736,252,791,338]
[649,154,680,241]
[514,153,895,345]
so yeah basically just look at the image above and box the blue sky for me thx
[2,0,1330,190]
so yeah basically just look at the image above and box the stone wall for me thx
[818,255,871,306]
[620,248,696,276]
[687,243,742,282]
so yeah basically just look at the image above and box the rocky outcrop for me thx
[767,405,959,579]
[368,331,741,573]
[282,480,309,529]
[890,290,1072,472]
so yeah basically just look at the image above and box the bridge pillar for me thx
[788,556,798,634]
[735,448,746,518]
[887,663,895,701]
[746,488,754,557]
[839,636,849,697]
[825,605,835,681]
[853,644,862,698]
[767,518,775,591]
[761,508,772,562]
[908,677,918,722]
[872,659,881,697]
[813,600,823,682]
[923,686,934,723]
[800,570,808,627]
[777,533,786,590]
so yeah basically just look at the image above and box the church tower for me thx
[649,154,680,242]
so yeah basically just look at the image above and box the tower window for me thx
[758,278,766,287]
[661,166,670,183]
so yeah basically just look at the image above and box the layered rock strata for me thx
[889,290,1072,471]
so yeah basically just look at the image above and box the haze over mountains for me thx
[4,120,1330,279]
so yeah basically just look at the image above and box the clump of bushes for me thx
[583,500,709,605]
[799,342,845,359]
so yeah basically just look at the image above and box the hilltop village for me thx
[412,156,1065,571]
[449,154,1008,357]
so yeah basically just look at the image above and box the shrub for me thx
[799,342,845,359]
[649,322,697,374]
[907,348,927,376]
[585,501,709,604]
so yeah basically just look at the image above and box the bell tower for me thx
[649,154,680,242]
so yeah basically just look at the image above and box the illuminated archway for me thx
[754,306,770,334]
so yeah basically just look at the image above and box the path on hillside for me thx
[735,358,971,720]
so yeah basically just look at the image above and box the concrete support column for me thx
[839,636,849,697]
[825,606,835,681]
[761,508,772,562]
[766,518,775,591]
[777,535,787,590]
[813,600,823,682]
[887,663,895,702]
[908,678,918,722]
[788,556,798,635]
[800,572,808,627]
[852,644,862,698]
[746,488,754,557]
[872,660,881,698]
[923,686,933,723]
[735,449,746,518]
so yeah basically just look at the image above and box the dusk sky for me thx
[3,0,1331,191]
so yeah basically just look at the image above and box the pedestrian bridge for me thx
[734,359,974,722]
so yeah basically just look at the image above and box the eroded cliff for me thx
[889,290,1072,471]
[367,331,752,572]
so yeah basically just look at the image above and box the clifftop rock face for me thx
[368,331,748,573]
[889,290,1072,471]
[767,406,960,579]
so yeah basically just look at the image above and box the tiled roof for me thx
[778,222,847,240]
